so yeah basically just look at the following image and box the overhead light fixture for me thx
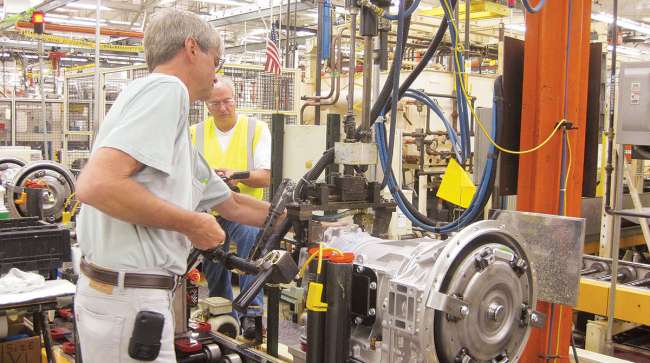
[247,28,268,36]
[504,23,526,33]
[203,0,248,6]
[591,12,650,36]
[67,3,111,11]
[240,35,264,43]
[295,30,316,37]
[46,13,141,28]
[607,45,648,56]
[211,0,283,20]
[61,57,88,62]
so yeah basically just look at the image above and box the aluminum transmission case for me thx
[324,220,539,363]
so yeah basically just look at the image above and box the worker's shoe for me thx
[240,316,263,344]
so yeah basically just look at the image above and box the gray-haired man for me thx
[74,9,272,362]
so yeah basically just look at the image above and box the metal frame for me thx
[61,64,301,170]
[517,0,593,361]
[0,96,65,161]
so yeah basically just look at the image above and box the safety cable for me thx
[442,0,566,155]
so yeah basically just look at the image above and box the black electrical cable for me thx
[467,76,504,222]
[368,0,458,126]
[571,331,580,363]
[258,148,335,255]
[377,0,459,185]
[357,0,414,139]
[384,0,408,187]
[295,147,335,199]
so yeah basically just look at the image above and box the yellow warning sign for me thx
[436,158,476,209]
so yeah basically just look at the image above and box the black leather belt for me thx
[80,259,176,290]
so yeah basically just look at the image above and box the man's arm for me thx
[212,192,270,227]
[76,147,225,250]
[241,169,270,188]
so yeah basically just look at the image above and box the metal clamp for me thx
[426,290,469,320]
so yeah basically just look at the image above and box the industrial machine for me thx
[164,0,581,361]
[315,220,539,363]
[1,160,75,223]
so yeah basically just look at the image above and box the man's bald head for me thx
[206,76,237,130]
[214,76,235,95]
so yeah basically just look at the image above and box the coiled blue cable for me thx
[374,97,497,232]
[401,89,463,162]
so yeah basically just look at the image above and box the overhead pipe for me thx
[346,11,358,118]
[303,27,344,101]
[300,28,344,122]
[15,20,144,38]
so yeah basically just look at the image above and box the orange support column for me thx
[517,0,592,362]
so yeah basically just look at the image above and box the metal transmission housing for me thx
[324,220,539,363]
[4,160,76,222]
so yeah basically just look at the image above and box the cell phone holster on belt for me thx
[128,310,165,361]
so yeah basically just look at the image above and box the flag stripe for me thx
[264,23,282,75]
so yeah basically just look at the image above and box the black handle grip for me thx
[229,171,250,180]
[232,267,274,312]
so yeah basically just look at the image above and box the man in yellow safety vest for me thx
[190,76,271,340]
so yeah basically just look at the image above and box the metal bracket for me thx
[530,310,546,328]
[426,290,469,320]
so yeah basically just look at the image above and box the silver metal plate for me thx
[492,210,585,306]
[334,142,378,165]
[427,290,469,320]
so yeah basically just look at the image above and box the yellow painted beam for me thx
[584,233,648,254]
[576,278,650,325]
[418,1,510,20]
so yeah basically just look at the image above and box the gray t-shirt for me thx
[77,74,231,275]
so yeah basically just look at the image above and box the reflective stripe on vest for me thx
[190,115,264,200]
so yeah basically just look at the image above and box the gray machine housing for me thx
[324,220,539,363]
[617,61,650,146]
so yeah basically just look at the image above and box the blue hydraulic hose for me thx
[374,89,499,232]
[322,0,332,60]
[521,0,546,14]
[384,0,407,188]
[441,1,471,162]
[379,89,463,163]
[375,108,496,232]
[402,89,463,162]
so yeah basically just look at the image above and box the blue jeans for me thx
[202,219,264,318]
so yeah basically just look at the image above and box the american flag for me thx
[264,22,281,75]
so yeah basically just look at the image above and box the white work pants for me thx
[74,273,176,363]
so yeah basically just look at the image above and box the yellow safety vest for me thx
[190,115,265,200]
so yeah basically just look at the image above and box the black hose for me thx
[367,0,457,126]
[383,0,409,180]
[295,148,335,199]
[259,148,335,255]
[571,332,580,363]
[462,76,503,224]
